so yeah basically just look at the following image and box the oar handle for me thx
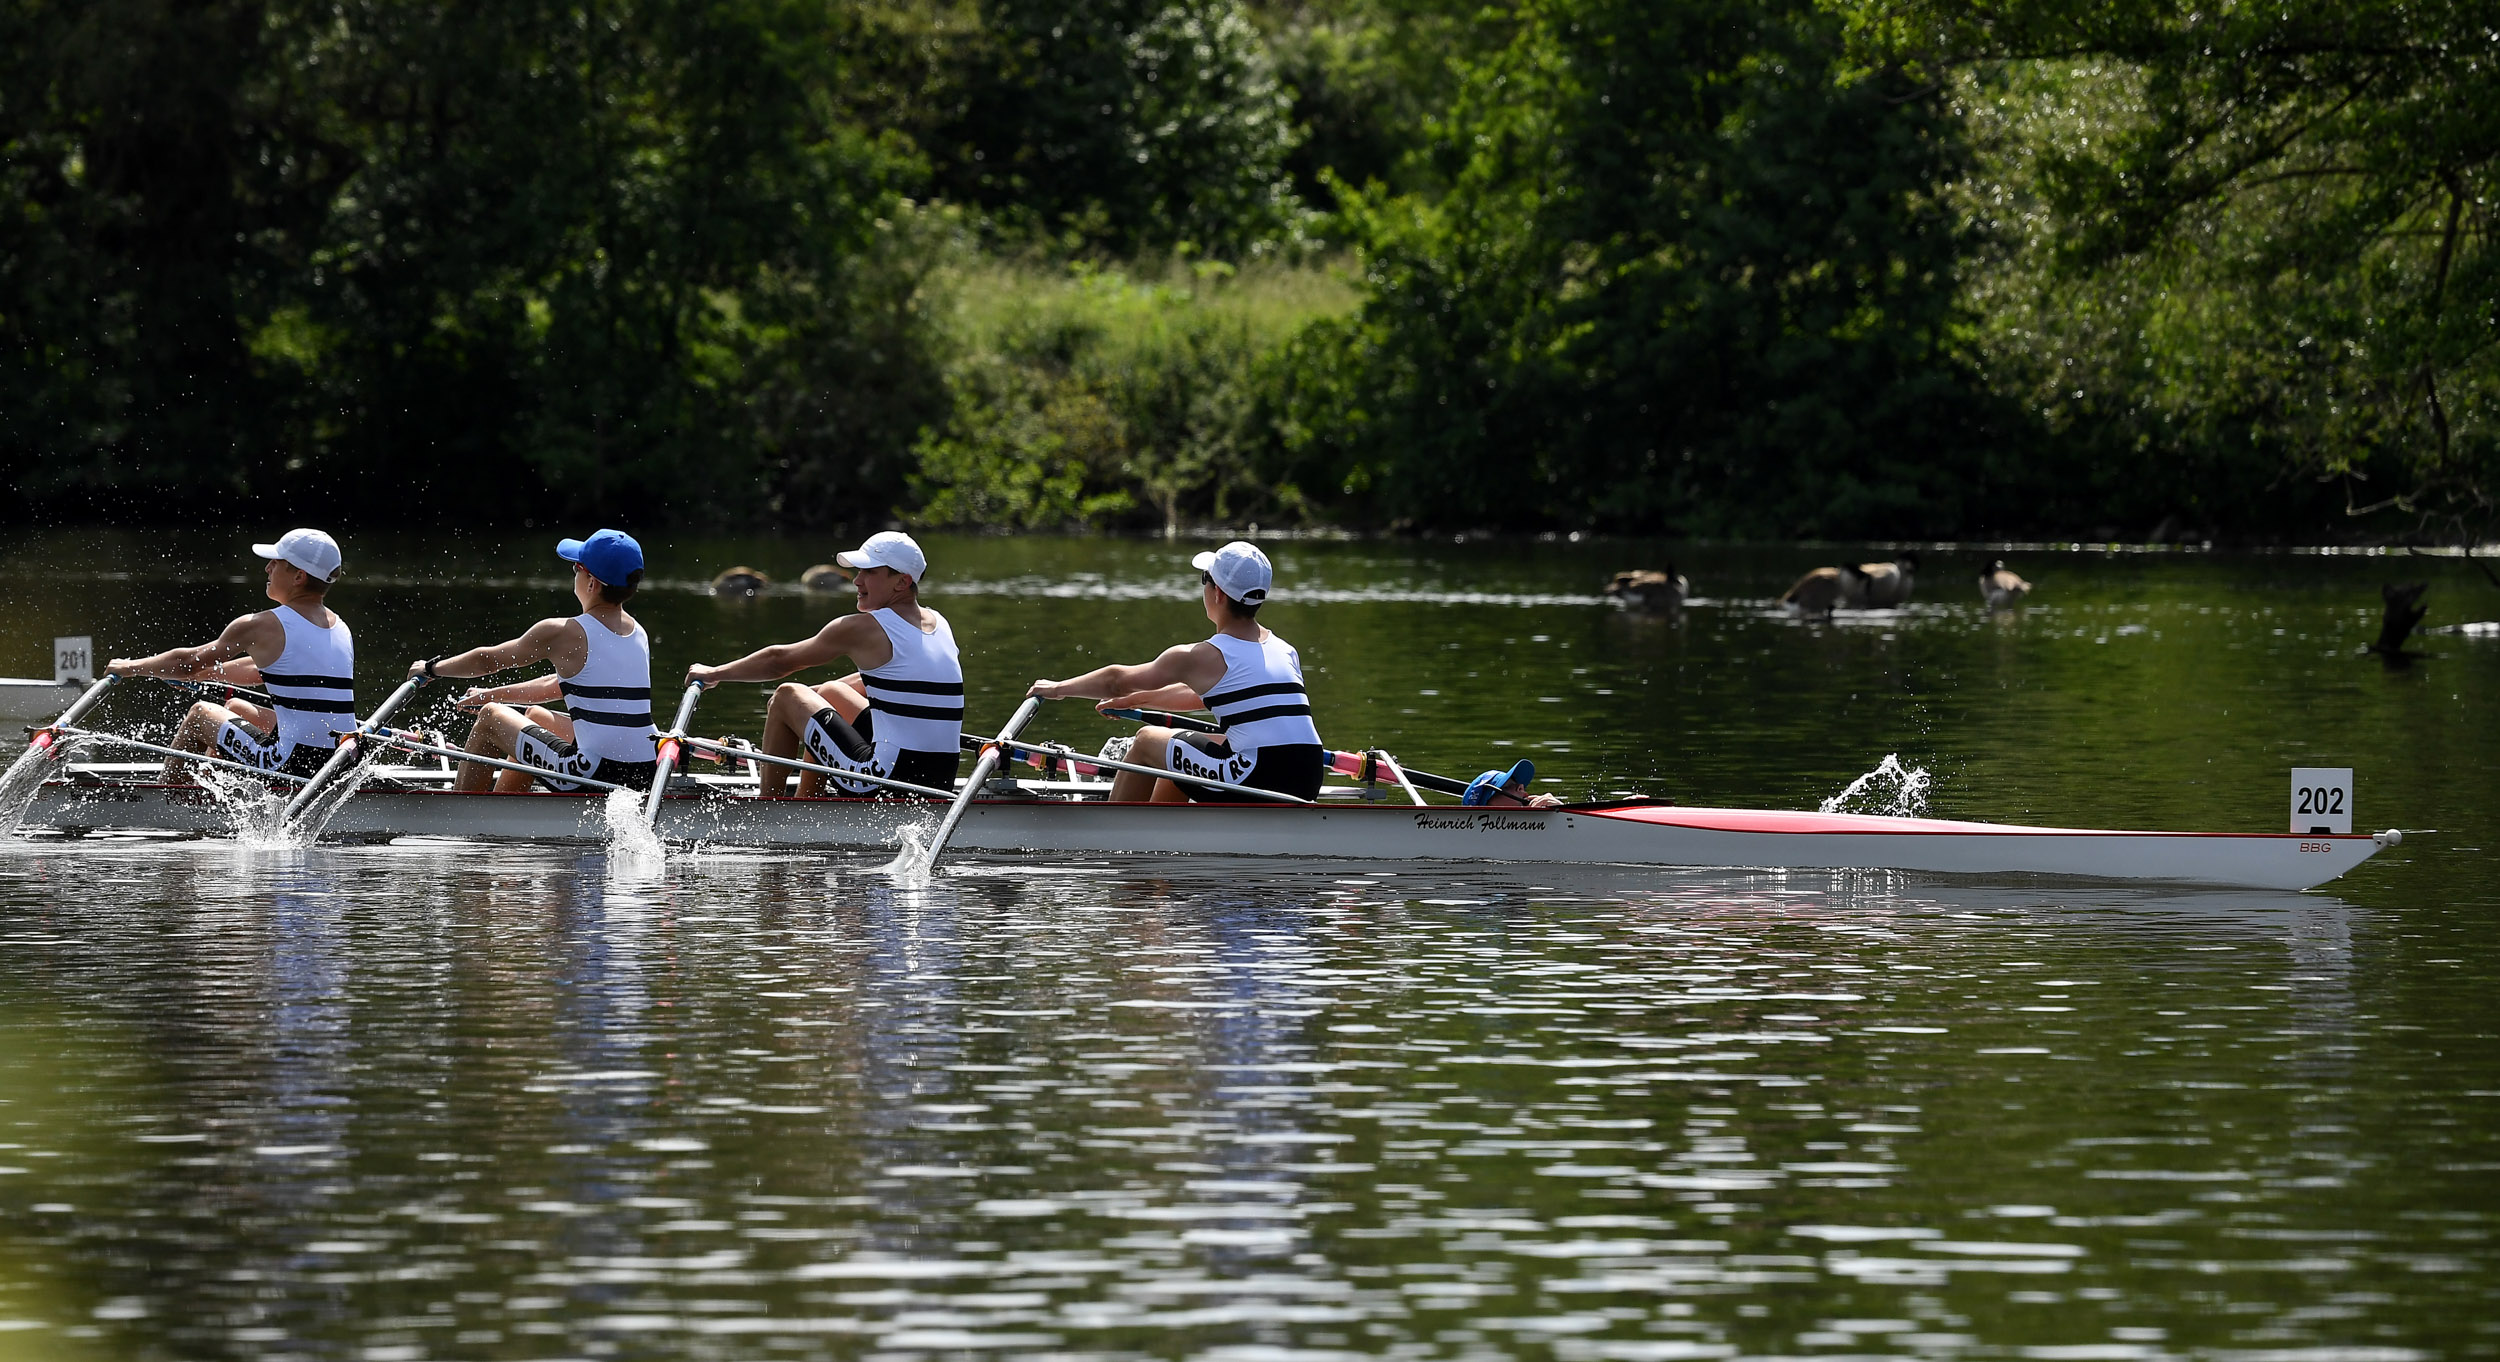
[641,681,707,826]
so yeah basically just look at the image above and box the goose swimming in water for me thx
[1605,567,1688,613]
[1780,564,1869,616]
[710,566,772,597]
[1979,560,2032,610]
[1856,551,1918,607]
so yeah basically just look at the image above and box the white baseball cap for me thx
[1192,541,1272,604]
[252,528,343,582]
[835,530,928,582]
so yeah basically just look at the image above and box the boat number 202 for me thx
[2295,786,2346,817]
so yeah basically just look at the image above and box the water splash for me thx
[603,788,667,871]
[0,738,73,840]
[879,821,938,887]
[1820,754,1933,818]
[272,755,382,847]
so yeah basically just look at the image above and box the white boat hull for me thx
[22,777,2394,891]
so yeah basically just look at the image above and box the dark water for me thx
[1,529,2497,1361]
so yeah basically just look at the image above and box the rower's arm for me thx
[415,618,569,680]
[687,614,883,686]
[1105,682,1206,712]
[1031,643,1220,703]
[107,614,276,680]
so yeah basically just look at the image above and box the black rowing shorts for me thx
[514,724,659,793]
[1165,733,1322,803]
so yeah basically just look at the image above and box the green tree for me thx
[1278,0,2004,535]
[1858,0,2500,546]
[931,0,1307,255]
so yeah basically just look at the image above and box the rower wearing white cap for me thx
[1028,540,1323,803]
[105,528,356,780]
[685,530,964,798]
[412,529,660,793]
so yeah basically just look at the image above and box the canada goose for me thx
[1605,566,1688,613]
[1780,564,1869,616]
[799,563,850,592]
[1857,551,1919,607]
[1979,559,2032,609]
[710,565,772,596]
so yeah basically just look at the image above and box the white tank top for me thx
[860,607,963,754]
[1202,631,1320,753]
[558,614,656,765]
[261,605,357,751]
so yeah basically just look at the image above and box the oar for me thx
[641,682,706,827]
[922,695,1043,869]
[1098,706,1222,734]
[49,725,315,785]
[989,734,1313,805]
[676,734,954,801]
[367,728,634,794]
[281,675,428,824]
[24,674,118,760]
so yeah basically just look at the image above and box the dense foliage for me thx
[2,0,2491,543]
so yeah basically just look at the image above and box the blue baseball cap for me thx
[556,529,644,585]
[1462,759,1536,806]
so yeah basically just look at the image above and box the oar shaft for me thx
[280,675,424,823]
[53,725,314,784]
[990,736,1312,805]
[641,682,706,826]
[1098,706,1223,734]
[926,696,1043,865]
[369,729,633,794]
[677,735,953,801]
[31,674,118,755]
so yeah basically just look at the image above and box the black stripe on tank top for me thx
[1203,680,1306,709]
[1218,702,1313,727]
[261,672,355,690]
[569,706,656,728]
[871,700,964,722]
[561,682,652,701]
[864,676,966,696]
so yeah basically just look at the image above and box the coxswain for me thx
[1462,758,1563,809]
[104,529,355,780]
[1028,541,1322,802]
[413,530,658,793]
[685,531,963,797]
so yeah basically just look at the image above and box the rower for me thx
[686,531,963,798]
[414,530,658,793]
[1028,540,1322,803]
[104,528,355,780]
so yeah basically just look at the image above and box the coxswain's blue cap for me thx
[1462,759,1536,806]
[557,528,644,585]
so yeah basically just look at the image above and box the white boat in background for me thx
[0,677,80,723]
[1,637,94,725]
[17,763,2399,891]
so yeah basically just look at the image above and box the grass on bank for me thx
[908,253,1362,534]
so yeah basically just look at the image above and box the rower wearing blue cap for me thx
[1463,758,1562,809]
[411,528,659,793]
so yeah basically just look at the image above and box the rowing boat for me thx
[17,762,2398,890]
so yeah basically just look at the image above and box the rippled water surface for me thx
[2,530,2497,1361]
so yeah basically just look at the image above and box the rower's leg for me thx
[761,683,833,798]
[1110,728,1173,803]
[457,703,524,793]
[496,707,568,793]
[169,701,231,755]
